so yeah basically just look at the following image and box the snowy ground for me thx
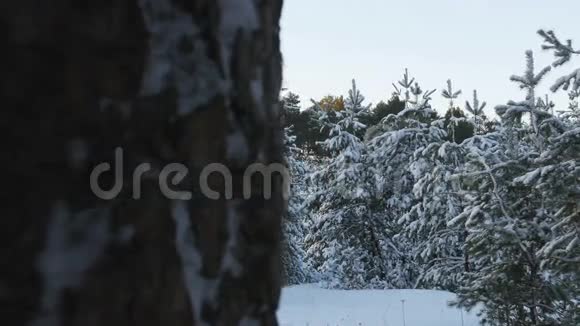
[278,284,482,326]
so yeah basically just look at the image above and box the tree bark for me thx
[1,0,284,325]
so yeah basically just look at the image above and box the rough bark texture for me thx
[1,0,284,325]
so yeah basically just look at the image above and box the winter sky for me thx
[281,0,579,116]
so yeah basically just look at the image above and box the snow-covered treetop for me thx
[510,50,551,104]
[283,92,301,112]
[496,51,553,134]
[441,79,462,108]
[392,68,415,104]
[344,79,372,114]
[345,79,372,113]
[410,82,435,108]
[465,90,486,118]
[392,69,436,111]
[539,29,580,93]
[308,81,369,157]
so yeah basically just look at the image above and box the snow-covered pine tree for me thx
[535,29,580,324]
[282,91,301,114]
[449,128,561,325]
[345,79,373,114]
[495,50,552,138]
[442,79,463,109]
[451,46,579,325]
[440,79,473,144]
[281,127,310,285]
[345,79,373,139]
[368,81,445,288]
[281,91,302,126]
[465,90,488,134]
[400,139,469,291]
[392,69,436,115]
[305,81,387,289]
[392,68,415,109]
[409,82,437,113]
[519,124,580,325]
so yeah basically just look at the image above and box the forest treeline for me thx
[281,29,580,326]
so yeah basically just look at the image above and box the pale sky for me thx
[280,0,579,115]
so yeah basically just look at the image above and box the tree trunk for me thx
[1,0,284,325]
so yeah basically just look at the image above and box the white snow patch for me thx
[172,200,249,323]
[277,284,482,326]
[172,201,217,326]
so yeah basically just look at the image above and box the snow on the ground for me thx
[278,284,482,326]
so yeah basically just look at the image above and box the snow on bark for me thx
[171,201,217,326]
[138,0,227,115]
[171,200,245,324]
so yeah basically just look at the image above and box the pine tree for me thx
[440,77,472,144]
[281,91,302,126]
[345,79,373,139]
[465,90,488,134]
[305,82,386,289]
[450,129,556,325]
[451,45,579,325]
[345,79,372,114]
[392,68,436,114]
[496,50,552,136]
[393,68,415,109]
[368,89,446,288]
[281,127,310,285]
[442,79,463,109]
[400,140,469,291]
